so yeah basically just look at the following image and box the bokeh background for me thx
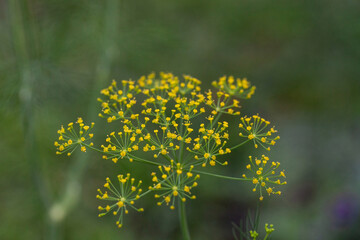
[1,0,360,239]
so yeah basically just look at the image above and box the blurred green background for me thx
[1,0,360,239]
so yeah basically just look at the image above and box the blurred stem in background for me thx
[9,0,120,239]
[9,0,55,235]
[9,0,51,215]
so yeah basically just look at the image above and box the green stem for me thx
[179,201,191,240]
[82,144,104,153]
[206,97,230,129]
[230,140,250,151]
[192,170,250,181]
[128,154,161,166]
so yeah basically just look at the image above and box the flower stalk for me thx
[179,201,191,240]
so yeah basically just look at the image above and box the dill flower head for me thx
[238,115,280,151]
[54,117,94,156]
[55,72,286,229]
[242,155,287,201]
[149,161,199,210]
[97,173,144,228]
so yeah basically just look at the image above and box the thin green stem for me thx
[128,154,161,166]
[230,139,250,151]
[192,170,250,181]
[179,201,191,240]
[206,97,231,129]
[138,189,152,198]
[82,144,104,154]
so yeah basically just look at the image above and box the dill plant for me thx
[54,72,286,239]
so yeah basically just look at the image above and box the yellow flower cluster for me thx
[212,75,256,99]
[54,117,94,156]
[242,155,287,201]
[97,80,141,123]
[238,115,280,150]
[55,72,285,228]
[205,90,241,116]
[97,174,144,228]
[149,161,199,210]
[100,125,143,163]
[188,120,231,167]
[248,223,275,240]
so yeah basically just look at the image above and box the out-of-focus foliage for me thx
[1,0,360,239]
